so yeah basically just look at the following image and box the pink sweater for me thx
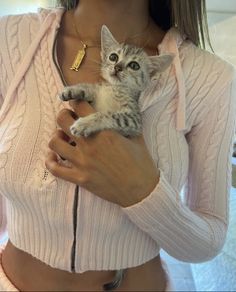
[0,8,235,273]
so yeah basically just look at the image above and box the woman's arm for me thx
[122,75,236,263]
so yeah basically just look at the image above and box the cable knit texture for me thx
[0,8,236,273]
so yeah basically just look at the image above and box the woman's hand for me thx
[45,101,160,207]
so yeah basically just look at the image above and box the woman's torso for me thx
[1,10,168,291]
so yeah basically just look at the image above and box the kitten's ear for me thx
[101,25,119,54]
[149,54,174,77]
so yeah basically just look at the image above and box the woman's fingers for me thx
[56,102,95,141]
[56,108,81,141]
[69,100,96,117]
[45,150,79,184]
[48,129,77,162]
[56,128,71,142]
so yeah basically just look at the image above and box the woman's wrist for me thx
[119,169,160,208]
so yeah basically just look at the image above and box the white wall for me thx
[0,0,53,16]
[206,0,236,13]
[1,0,236,15]
[0,3,235,65]
[208,12,236,66]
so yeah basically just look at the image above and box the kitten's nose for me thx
[114,64,123,73]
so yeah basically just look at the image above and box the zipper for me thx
[41,28,65,185]
[52,28,79,272]
[71,185,79,272]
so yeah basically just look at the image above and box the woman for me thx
[0,0,235,291]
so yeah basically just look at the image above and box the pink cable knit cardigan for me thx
[0,8,235,273]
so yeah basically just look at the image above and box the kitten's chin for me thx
[101,69,121,84]
[103,74,121,85]
[110,74,121,83]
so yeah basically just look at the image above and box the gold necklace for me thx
[70,15,151,72]
[70,14,101,72]
[70,42,87,72]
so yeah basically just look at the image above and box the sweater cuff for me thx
[122,168,181,232]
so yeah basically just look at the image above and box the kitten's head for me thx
[100,25,174,90]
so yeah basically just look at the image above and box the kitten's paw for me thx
[59,88,74,101]
[70,118,95,138]
[70,125,82,137]
[59,87,86,101]
[75,89,86,100]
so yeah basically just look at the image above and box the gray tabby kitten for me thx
[59,25,173,138]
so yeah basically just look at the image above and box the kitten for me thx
[59,25,173,138]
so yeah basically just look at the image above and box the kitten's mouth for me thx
[110,72,121,81]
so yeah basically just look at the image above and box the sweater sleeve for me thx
[122,71,236,263]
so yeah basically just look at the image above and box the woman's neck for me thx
[72,0,150,43]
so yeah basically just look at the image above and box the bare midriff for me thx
[2,240,167,291]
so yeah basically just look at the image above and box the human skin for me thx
[2,1,168,290]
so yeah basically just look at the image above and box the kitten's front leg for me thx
[59,84,97,103]
[70,113,105,137]
[70,111,142,138]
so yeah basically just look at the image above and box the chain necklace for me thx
[70,14,151,72]
[70,19,101,71]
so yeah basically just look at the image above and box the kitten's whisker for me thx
[79,64,101,72]
[89,71,102,76]
[87,58,102,66]
[81,64,100,70]
[121,30,128,44]
[144,37,152,49]
[82,69,100,74]
[138,38,148,50]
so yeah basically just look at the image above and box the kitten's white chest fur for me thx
[93,85,121,113]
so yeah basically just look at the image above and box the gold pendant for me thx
[70,44,87,72]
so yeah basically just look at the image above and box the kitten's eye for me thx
[109,53,119,63]
[128,61,140,70]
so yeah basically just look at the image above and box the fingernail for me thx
[59,155,66,161]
